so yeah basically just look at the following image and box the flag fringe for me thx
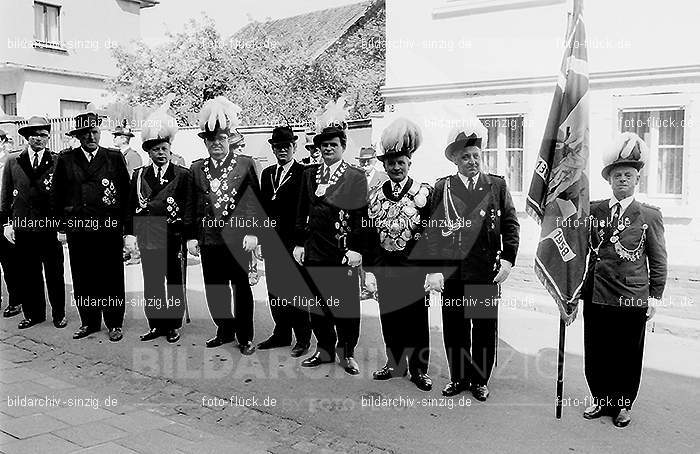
[534,262,578,325]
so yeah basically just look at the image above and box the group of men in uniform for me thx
[0,98,666,427]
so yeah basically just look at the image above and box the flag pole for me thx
[556,317,566,418]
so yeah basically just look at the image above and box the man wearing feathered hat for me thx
[581,132,667,428]
[257,126,311,357]
[125,97,191,344]
[112,124,142,177]
[364,118,433,391]
[425,113,519,401]
[1,116,65,328]
[292,98,369,375]
[0,127,21,319]
[51,111,131,342]
[184,96,262,355]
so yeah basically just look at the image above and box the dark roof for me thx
[234,1,377,62]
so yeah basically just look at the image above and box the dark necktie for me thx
[156,166,162,184]
[467,177,476,191]
[86,151,94,163]
[610,203,621,232]
[32,152,39,169]
[321,166,331,184]
[392,182,401,197]
[275,165,284,187]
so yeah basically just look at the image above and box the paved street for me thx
[0,256,698,453]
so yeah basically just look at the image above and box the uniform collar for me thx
[389,176,408,191]
[152,160,170,176]
[457,171,480,189]
[29,147,46,162]
[323,159,343,175]
[276,159,294,176]
[609,194,635,215]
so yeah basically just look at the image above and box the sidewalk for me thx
[0,329,390,454]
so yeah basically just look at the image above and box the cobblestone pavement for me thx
[0,328,392,454]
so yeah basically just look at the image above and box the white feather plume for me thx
[445,111,487,149]
[198,96,242,133]
[141,94,178,145]
[380,118,422,155]
[603,132,647,168]
[314,97,349,133]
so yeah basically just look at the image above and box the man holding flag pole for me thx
[525,0,590,419]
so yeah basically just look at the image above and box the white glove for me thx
[647,297,660,320]
[293,246,305,265]
[187,239,200,257]
[242,235,258,252]
[365,272,377,293]
[124,235,137,253]
[425,273,444,293]
[57,232,67,244]
[3,224,15,244]
[493,259,513,284]
[344,250,362,267]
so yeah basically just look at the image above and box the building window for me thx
[60,100,89,118]
[479,115,524,192]
[2,94,17,116]
[619,108,684,196]
[34,2,61,46]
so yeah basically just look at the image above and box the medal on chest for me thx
[315,162,347,198]
[204,159,237,218]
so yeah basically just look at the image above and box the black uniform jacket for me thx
[294,162,368,265]
[129,163,192,250]
[50,146,131,234]
[426,172,519,282]
[260,160,305,250]
[583,199,667,308]
[1,148,59,231]
[184,152,262,246]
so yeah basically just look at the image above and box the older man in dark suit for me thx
[1,116,65,329]
[184,96,262,355]
[426,119,520,401]
[582,132,667,428]
[258,126,311,357]
[51,112,131,342]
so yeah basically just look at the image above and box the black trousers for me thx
[67,232,125,330]
[15,231,65,322]
[305,262,360,359]
[139,242,185,331]
[584,300,647,410]
[0,235,20,308]
[264,242,311,345]
[200,244,254,343]
[442,279,498,385]
[376,270,430,375]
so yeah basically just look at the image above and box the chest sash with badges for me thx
[593,202,647,262]
[136,167,182,223]
[203,157,237,220]
[368,179,428,252]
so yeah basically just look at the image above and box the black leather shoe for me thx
[3,305,21,318]
[343,357,360,375]
[442,381,469,397]
[257,336,292,350]
[108,328,123,342]
[372,366,406,380]
[613,408,631,428]
[290,343,310,358]
[166,329,180,343]
[205,335,234,348]
[410,373,433,392]
[18,319,43,329]
[53,317,67,328]
[73,326,99,339]
[140,328,161,341]
[239,341,256,355]
[471,384,490,401]
[583,404,608,420]
[301,352,334,367]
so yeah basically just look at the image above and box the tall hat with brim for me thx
[141,94,179,151]
[112,125,135,138]
[601,132,647,180]
[304,130,317,150]
[313,97,349,146]
[377,117,422,161]
[444,112,487,162]
[197,96,242,139]
[68,111,102,136]
[268,126,297,145]
[18,116,51,138]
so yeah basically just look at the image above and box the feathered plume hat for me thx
[601,132,647,180]
[141,94,178,151]
[197,95,242,139]
[444,111,488,162]
[377,117,422,161]
[313,97,349,146]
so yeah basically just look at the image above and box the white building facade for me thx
[380,0,700,265]
[0,0,157,118]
